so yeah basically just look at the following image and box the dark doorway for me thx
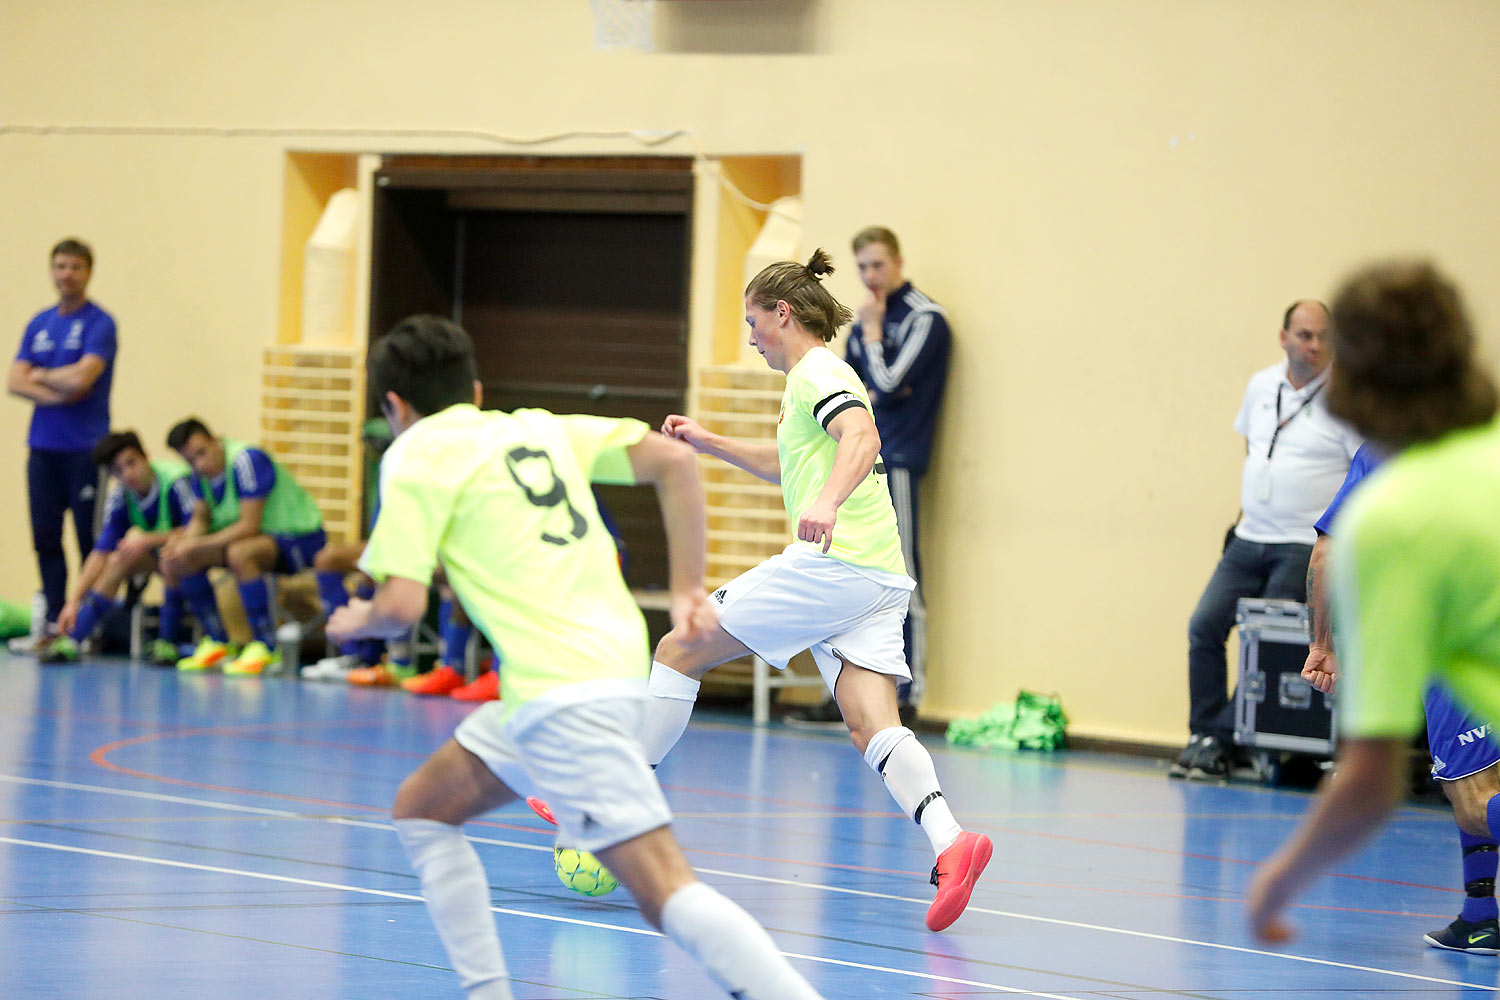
[370,156,694,591]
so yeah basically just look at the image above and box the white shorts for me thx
[713,545,913,692]
[455,697,672,853]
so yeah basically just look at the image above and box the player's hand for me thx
[669,587,719,645]
[118,532,152,562]
[857,288,887,344]
[661,414,710,452]
[1246,858,1297,945]
[1301,646,1339,695]
[327,598,372,643]
[798,500,838,553]
[56,601,79,637]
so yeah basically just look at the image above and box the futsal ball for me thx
[554,846,620,897]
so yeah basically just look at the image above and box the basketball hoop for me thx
[590,0,656,52]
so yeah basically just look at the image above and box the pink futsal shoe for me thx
[926,831,992,931]
[526,796,558,827]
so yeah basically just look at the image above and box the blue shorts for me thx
[1425,684,1500,781]
[274,528,327,575]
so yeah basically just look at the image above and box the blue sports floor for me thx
[1,654,1496,998]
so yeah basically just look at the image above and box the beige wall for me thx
[3,0,1498,743]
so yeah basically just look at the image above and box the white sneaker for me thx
[300,653,362,681]
[8,632,49,654]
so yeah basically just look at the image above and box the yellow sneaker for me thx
[224,641,279,676]
[178,638,232,672]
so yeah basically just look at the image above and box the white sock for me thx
[661,881,825,1000]
[863,727,963,856]
[639,660,700,766]
[394,818,513,999]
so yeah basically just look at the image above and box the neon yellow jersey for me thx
[778,346,908,577]
[1333,417,1500,739]
[359,404,650,724]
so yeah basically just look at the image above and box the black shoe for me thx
[1168,734,1205,779]
[1425,916,1500,955]
[783,698,845,730]
[1185,735,1229,782]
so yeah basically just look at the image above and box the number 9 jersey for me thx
[360,403,651,729]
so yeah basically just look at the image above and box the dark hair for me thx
[93,430,145,469]
[1282,299,1329,331]
[1328,260,1498,448]
[369,315,480,416]
[744,249,854,344]
[51,238,93,267]
[852,226,901,258]
[167,417,213,452]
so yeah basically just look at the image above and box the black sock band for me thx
[1464,843,1499,858]
[913,791,943,825]
[1467,878,1496,898]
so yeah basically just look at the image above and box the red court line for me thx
[86,720,1462,897]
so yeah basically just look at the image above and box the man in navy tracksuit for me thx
[786,226,951,726]
[7,239,117,640]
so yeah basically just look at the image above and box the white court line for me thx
[3,773,1494,993]
[0,834,1083,1000]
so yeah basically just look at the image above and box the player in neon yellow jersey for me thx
[1249,261,1500,943]
[642,250,990,932]
[328,315,825,1000]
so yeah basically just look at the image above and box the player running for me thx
[328,315,825,1000]
[640,250,990,932]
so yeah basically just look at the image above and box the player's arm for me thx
[1246,736,1408,943]
[1300,534,1338,694]
[33,355,105,396]
[798,405,881,553]
[7,360,73,405]
[625,431,714,640]
[201,496,266,548]
[329,575,429,641]
[57,549,110,635]
[660,414,780,484]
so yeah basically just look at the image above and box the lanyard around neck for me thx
[1266,382,1323,460]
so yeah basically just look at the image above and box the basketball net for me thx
[590,0,656,52]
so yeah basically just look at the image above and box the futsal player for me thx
[41,430,205,664]
[1301,442,1500,953]
[162,417,327,674]
[640,251,990,932]
[1247,261,1500,944]
[328,315,826,1000]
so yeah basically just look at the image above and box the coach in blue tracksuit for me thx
[786,226,952,726]
[7,238,117,636]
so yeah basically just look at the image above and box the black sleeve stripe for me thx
[812,390,851,413]
[817,397,865,430]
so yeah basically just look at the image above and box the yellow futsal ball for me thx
[553,846,620,897]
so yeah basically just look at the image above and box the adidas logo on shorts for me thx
[712,588,726,604]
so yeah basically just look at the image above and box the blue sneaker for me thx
[1425,916,1499,955]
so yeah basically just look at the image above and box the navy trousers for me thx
[28,448,98,625]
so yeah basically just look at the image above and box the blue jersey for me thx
[95,476,196,552]
[15,301,117,451]
[1314,443,1385,535]
[845,282,950,474]
[191,446,277,506]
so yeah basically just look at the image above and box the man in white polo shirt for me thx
[1170,300,1362,780]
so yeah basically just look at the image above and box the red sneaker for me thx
[926,831,992,931]
[450,669,500,702]
[526,796,558,826]
[402,664,464,696]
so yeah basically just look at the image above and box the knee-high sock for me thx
[68,590,116,643]
[439,599,474,668]
[237,576,275,647]
[394,818,513,1000]
[318,571,365,658]
[639,661,700,766]
[863,727,963,856]
[1460,830,1500,923]
[177,572,228,643]
[660,881,824,1000]
[158,585,185,646]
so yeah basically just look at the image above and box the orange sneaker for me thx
[526,796,557,826]
[450,669,500,702]
[347,664,395,687]
[402,664,465,695]
[926,831,992,932]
